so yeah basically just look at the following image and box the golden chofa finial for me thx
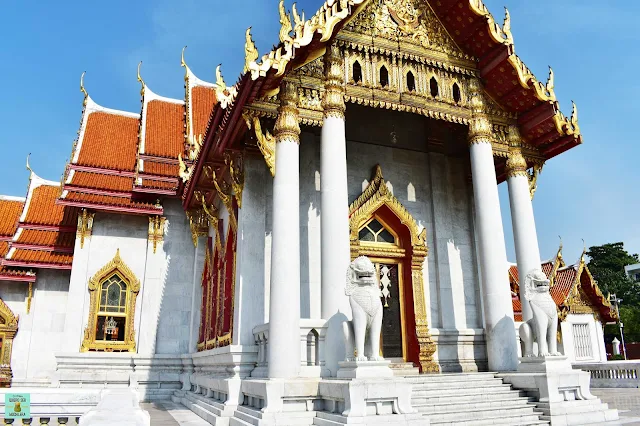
[215,64,226,89]
[181,46,190,80]
[80,71,88,99]
[244,28,259,74]
[502,7,513,45]
[137,61,145,95]
[26,153,33,174]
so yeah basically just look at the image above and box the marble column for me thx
[468,80,518,371]
[320,44,352,376]
[268,81,301,379]
[505,126,541,322]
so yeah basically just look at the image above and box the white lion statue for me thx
[519,269,561,357]
[343,256,384,362]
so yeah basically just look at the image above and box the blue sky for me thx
[0,0,637,262]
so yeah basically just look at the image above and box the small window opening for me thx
[380,66,389,88]
[430,77,439,97]
[353,61,363,84]
[406,72,416,92]
[452,83,461,103]
[358,218,396,245]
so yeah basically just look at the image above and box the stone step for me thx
[412,387,527,402]
[431,412,549,426]
[234,406,316,426]
[411,379,510,391]
[176,392,229,425]
[535,399,610,415]
[539,408,619,426]
[313,411,417,425]
[405,372,498,383]
[427,403,539,423]
[415,396,533,414]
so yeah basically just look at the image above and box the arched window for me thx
[353,61,363,84]
[81,249,140,352]
[452,82,461,104]
[380,66,389,88]
[430,76,439,98]
[358,218,397,245]
[406,71,416,92]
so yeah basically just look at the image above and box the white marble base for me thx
[500,356,619,425]
[79,389,150,426]
[337,360,394,379]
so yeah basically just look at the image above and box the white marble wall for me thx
[247,125,486,371]
[1,269,71,384]
[560,314,607,363]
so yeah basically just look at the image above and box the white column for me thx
[268,81,301,379]
[468,81,518,371]
[320,44,352,377]
[505,129,541,322]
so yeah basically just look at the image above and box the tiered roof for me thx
[2,170,77,271]
[0,196,35,281]
[510,245,616,323]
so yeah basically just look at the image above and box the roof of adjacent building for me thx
[510,245,617,323]
[0,195,36,281]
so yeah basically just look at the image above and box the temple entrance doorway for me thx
[358,217,408,361]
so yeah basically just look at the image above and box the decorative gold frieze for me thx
[186,209,209,248]
[225,151,245,209]
[274,81,300,144]
[148,216,166,254]
[77,209,95,249]
[322,44,346,119]
[80,249,140,353]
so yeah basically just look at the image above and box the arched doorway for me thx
[349,165,439,373]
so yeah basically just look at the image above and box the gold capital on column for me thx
[467,79,492,146]
[274,81,300,144]
[322,44,346,119]
[505,125,528,178]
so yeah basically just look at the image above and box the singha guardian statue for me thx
[519,269,561,357]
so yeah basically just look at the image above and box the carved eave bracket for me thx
[225,151,245,209]
[148,216,166,254]
[348,165,437,373]
[77,209,95,249]
[186,208,210,248]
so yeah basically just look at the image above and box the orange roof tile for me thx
[140,179,176,190]
[142,161,179,177]
[144,101,184,158]
[69,171,132,193]
[551,266,578,305]
[0,267,36,280]
[0,242,8,257]
[64,191,160,211]
[15,230,75,248]
[192,86,216,138]
[0,198,24,237]
[77,112,139,171]
[10,249,73,265]
[24,184,77,227]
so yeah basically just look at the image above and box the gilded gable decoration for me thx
[148,216,166,254]
[81,249,141,352]
[0,299,18,387]
[186,208,209,248]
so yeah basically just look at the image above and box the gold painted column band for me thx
[467,79,492,146]
[322,44,346,119]
[505,125,528,178]
[274,81,301,144]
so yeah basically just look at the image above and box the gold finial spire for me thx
[137,61,145,94]
[244,28,259,74]
[80,71,88,99]
[502,8,513,45]
[26,153,33,174]
[557,236,563,258]
[546,67,554,93]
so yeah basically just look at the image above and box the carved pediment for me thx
[345,0,464,56]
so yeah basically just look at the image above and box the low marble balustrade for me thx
[3,417,79,424]
[252,319,329,378]
[573,361,640,388]
[0,388,102,425]
[53,353,182,401]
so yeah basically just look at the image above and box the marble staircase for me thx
[408,372,549,426]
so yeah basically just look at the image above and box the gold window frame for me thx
[81,249,140,352]
[0,299,18,387]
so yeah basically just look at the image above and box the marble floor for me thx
[140,401,211,426]
[594,388,640,425]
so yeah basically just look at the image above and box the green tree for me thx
[586,242,639,306]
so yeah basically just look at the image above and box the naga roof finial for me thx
[80,71,88,99]
[244,28,259,74]
[26,153,33,174]
[502,7,513,45]
[137,61,145,94]
[546,66,554,94]
[181,46,190,79]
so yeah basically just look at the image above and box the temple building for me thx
[509,244,618,364]
[0,0,620,424]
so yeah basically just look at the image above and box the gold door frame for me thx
[0,299,18,387]
[349,165,439,373]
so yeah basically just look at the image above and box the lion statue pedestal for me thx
[337,256,393,379]
[500,269,619,425]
